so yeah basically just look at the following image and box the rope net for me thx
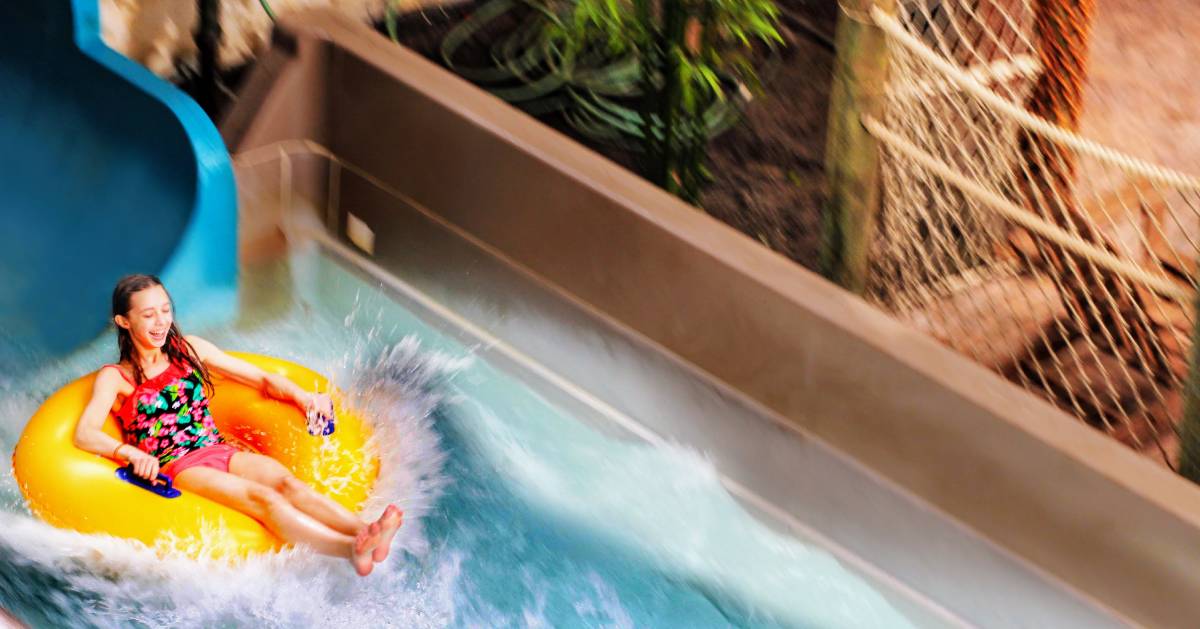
[864,0,1200,466]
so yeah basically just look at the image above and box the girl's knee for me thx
[244,483,286,514]
[234,453,293,488]
[275,474,307,495]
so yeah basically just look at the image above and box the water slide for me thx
[3,1,1200,627]
[218,10,1200,627]
[0,0,235,359]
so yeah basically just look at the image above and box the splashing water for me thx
[0,316,456,627]
[0,248,916,628]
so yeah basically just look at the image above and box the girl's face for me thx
[115,285,173,350]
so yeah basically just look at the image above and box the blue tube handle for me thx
[306,408,336,436]
[116,465,182,498]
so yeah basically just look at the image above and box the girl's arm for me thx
[185,335,332,416]
[73,369,160,480]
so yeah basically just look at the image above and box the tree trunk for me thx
[1010,0,1168,379]
[196,0,222,115]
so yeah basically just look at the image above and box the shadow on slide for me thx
[0,0,236,360]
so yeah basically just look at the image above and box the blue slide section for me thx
[0,0,236,357]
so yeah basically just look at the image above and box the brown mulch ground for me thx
[383,0,840,271]
[701,0,837,269]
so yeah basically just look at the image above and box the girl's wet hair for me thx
[111,274,212,392]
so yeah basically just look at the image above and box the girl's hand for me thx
[124,447,161,482]
[303,392,336,437]
[304,392,334,420]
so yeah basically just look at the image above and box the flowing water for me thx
[0,243,915,628]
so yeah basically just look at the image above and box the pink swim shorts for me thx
[160,443,241,481]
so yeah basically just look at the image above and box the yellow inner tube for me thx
[12,352,378,558]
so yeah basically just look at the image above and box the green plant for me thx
[439,0,656,138]
[258,0,780,203]
[440,0,782,204]
[632,0,783,201]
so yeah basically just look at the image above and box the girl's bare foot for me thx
[371,504,404,563]
[351,522,382,576]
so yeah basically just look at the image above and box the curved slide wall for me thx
[0,0,236,358]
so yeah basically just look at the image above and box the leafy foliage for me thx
[436,0,782,204]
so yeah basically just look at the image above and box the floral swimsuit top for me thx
[111,362,224,465]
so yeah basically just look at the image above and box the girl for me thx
[73,274,401,576]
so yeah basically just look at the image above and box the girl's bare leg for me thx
[173,466,381,576]
[229,452,366,535]
[230,452,404,561]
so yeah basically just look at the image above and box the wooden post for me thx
[820,0,895,294]
[1178,295,1200,479]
